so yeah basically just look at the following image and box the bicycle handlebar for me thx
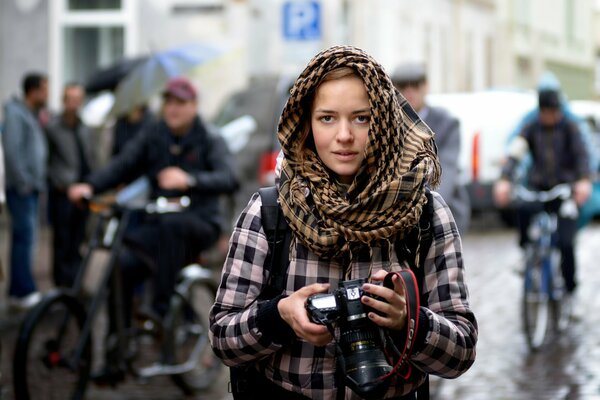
[84,194,191,214]
[144,196,191,214]
[513,183,572,203]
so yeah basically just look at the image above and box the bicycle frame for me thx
[62,204,133,375]
[14,192,223,399]
[136,263,214,378]
[523,210,559,301]
[516,183,572,350]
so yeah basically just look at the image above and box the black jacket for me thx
[46,114,95,190]
[86,116,238,228]
[501,116,591,190]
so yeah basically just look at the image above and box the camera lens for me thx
[337,279,392,399]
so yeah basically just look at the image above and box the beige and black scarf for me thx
[277,45,440,261]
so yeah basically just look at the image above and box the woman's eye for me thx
[355,115,370,124]
[320,115,334,123]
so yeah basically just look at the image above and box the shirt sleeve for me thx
[410,192,478,378]
[209,193,291,366]
[2,106,29,190]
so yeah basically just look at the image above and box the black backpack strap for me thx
[395,189,434,300]
[258,186,291,299]
[230,187,293,398]
[416,190,434,298]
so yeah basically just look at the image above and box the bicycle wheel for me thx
[14,292,91,400]
[165,277,222,394]
[522,253,551,351]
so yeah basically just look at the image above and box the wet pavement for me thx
[2,213,600,399]
[433,216,600,400]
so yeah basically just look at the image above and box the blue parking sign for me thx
[283,1,321,41]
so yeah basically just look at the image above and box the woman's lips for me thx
[333,151,358,161]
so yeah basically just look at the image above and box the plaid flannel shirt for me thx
[209,191,478,399]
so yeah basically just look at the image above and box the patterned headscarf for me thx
[278,45,440,260]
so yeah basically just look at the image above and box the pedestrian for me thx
[392,62,471,234]
[494,71,593,299]
[111,103,155,157]
[68,76,238,383]
[209,45,478,399]
[46,83,95,288]
[2,72,49,309]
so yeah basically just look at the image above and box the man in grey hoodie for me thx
[2,72,48,308]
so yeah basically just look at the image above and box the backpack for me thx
[231,186,435,400]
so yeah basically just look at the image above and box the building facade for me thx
[0,0,598,121]
[496,0,596,99]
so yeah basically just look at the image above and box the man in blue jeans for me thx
[2,72,49,309]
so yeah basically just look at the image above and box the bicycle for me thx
[13,190,222,399]
[514,183,577,351]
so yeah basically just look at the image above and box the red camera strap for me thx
[382,269,421,379]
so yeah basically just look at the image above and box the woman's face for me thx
[311,75,370,184]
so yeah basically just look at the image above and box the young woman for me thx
[209,45,478,399]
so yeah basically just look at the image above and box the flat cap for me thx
[162,77,198,101]
[391,63,427,84]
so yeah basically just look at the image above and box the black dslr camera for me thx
[306,278,392,399]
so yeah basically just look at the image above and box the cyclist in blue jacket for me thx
[494,74,593,296]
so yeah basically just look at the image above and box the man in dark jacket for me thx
[69,77,238,319]
[46,83,95,288]
[2,72,48,309]
[392,63,471,234]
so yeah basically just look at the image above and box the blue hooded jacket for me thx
[506,71,600,227]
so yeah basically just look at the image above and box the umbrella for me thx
[110,43,226,117]
[85,56,148,94]
[81,92,115,127]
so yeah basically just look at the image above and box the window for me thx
[68,0,121,10]
[63,26,124,84]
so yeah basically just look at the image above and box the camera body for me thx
[306,278,392,399]
[306,278,380,324]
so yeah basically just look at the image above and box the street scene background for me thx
[3,0,600,399]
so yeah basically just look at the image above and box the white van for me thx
[426,89,537,213]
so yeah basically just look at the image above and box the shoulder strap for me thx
[417,190,434,300]
[258,186,291,299]
[395,189,434,306]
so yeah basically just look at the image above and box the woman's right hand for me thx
[278,283,332,347]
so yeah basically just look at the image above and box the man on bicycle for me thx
[494,74,592,297]
[69,77,238,380]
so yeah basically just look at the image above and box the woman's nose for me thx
[336,120,353,142]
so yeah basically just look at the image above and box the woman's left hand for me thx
[361,270,407,331]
